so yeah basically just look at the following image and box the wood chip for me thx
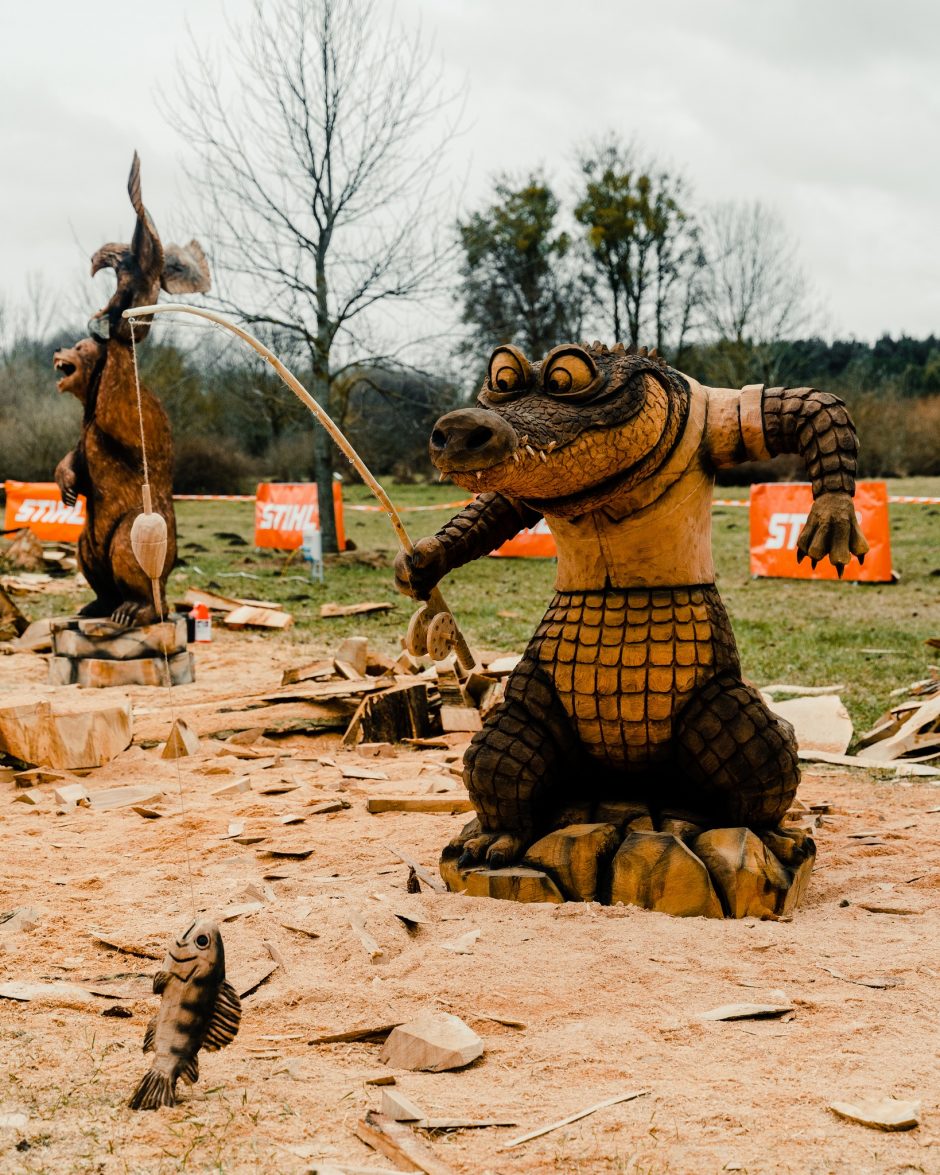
[0,980,95,1005]
[224,605,293,630]
[88,786,164,812]
[379,1011,483,1072]
[698,1003,794,1021]
[308,1023,402,1045]
[161,718,200,759]
[212,777,252,797]
[440,929,480,954]
[348,911,383,960]
[256,845,314,860]
[439,706,482,733]
[502,1089,650,1149]
[320,602,394,618]
[355,1111,455,1175]
[829,1096,920,1131]
[236,960,279,998]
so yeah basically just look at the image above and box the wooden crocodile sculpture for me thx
[395,342,869,916]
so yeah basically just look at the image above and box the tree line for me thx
[1,0,938,534]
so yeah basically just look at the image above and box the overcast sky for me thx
[2,0,938,343]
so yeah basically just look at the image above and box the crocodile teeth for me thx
[538,450,548,463]
[475,471,481,480]
[525,445,536,458]
[512,452,520,464]
[546,441,557,452]
[438,472,447,482]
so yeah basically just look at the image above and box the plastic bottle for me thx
[190,602,212,643]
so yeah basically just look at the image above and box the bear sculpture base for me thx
[47,616,194,689]
[441,803,815,919]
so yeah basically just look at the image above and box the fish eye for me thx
[195,933,210,949]
[487,346,531,398]
[542,346,598,399]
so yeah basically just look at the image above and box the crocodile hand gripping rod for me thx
[122,303,477,673]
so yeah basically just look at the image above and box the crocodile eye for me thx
[542,346,599,400]
[487,346,531,398]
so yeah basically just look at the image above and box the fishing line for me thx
[129,317,197,921]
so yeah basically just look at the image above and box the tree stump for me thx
[523,823,620,901]
[461,866,564,903]
[608,830,724,917]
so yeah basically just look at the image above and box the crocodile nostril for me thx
[430,428,448,451]
[464,425,495,451]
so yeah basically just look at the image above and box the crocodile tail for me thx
[129,1068,177,1111]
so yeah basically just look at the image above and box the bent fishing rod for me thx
[122,303,477,674]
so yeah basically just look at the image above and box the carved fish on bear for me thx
[129,919,241,1111]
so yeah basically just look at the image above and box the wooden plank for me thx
[502,1090,650,1149]
[367,796,474,815]
[320,601,394,618]
[308,1023,401,1045]
[439,706,482,733]
[355,1112,455,1175]
[224,605,293,631]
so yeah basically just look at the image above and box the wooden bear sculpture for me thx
[53,153,209,626]
[395,343,868,915]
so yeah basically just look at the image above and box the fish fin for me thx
[143,1015,157,1054]
[129,1068,177,1111]
[178,1055,199,1085]
[202,980,241,1052]
[152,970,171,995]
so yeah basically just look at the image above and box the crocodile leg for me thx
[673,670,800,828]
[452,655,581,868]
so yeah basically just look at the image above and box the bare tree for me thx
[165,0,460,551]
[698,201,814,384]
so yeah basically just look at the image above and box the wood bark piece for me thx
[224,605,293,630]
[367,797,474,815]
[161,718,200,759]
[828,1096,920,1131]
[439,706,482,733]
[693,828,799,919]
[523,823,620,901]
[609,831,723,918]
[768,694,853,754]
[337,636,370,675]
[463,866,564,904]
[379,1010,483,1072]
[280,658,335,686]
[355,1112,455,1175]
[0,691,132,769]
[321,601,394,618]
[502,1089,650,1149]
[308,1023,402,1045]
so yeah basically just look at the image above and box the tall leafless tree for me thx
[698,201,813,384]
[165,0,460,550]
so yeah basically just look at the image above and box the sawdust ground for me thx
[0,633,938,1175]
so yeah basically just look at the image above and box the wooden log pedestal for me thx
[440,803,815,920]
[47,616,194,688]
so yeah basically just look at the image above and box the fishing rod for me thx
[122,303,477,674]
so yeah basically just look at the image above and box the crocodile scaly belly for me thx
[529,585,740,769]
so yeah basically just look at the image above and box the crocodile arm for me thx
[394,491,542,599]
[762,387,870,573]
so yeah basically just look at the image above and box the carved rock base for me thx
[440,804,815,920]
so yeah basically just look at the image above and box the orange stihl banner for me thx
[253,481,346,550]
[491,518,557,559]
[749,480,893,582]
[3,480,87,542]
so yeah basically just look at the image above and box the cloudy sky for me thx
[2,0,938,342]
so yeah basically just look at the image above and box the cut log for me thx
[161,718,200,759]
[379,1010,483,1072]
[693,827,800,919]
[367,796,474,815]
[0,691,132,769]
[344,682,440,747]
[609,831,723,918]
[523,823,620,901]
[62,651,194,688]
[52,616,187,660]
[224,605,293,631]
[9,618,56,653]
[321,601,394,618]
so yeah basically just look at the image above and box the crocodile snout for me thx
[429,407,517,473]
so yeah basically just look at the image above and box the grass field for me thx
[37,477,939,737]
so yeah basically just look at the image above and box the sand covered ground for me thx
[0,630,938,1175]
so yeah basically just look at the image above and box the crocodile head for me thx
[429,342,691,517]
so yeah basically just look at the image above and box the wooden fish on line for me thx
[129,919,241,1110]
